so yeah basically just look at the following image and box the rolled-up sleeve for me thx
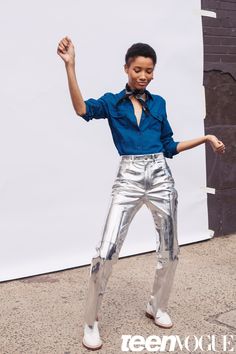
[160,99,180,159]
[80,93,110,122]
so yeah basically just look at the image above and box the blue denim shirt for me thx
[80,88,180,158]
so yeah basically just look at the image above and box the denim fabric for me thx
[81,88,179,159]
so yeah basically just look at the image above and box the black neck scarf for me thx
[116,83,150,114]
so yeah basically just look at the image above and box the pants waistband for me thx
[121,152,164,161]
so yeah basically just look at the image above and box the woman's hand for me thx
[206,135,226,154]
[57,36,75,65]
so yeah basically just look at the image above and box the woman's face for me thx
[124,56,155,91]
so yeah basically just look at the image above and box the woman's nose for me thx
[140,73,146,80]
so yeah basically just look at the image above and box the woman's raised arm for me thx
[57,36,86,116]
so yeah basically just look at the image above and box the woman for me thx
[57,36,225,351]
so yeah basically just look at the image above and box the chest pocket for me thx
[149,110,164,126]
[111,112,129,127]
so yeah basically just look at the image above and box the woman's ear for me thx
[124,64,128,74]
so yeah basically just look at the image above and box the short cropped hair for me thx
[125,43,157,66]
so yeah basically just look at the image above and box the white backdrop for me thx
[0,0,211,281]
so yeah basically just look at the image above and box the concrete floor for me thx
[0,234,235,354]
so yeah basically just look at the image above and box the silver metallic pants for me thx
[84,152,180,327]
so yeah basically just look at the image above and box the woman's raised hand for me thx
[57,36,75,64]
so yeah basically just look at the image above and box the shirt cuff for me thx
[164,141,180,159]
[80,101,92,122]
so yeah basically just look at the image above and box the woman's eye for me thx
[134,69,153,74]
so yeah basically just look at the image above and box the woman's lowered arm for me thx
[176,134,226,154]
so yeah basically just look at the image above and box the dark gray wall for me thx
[202,0,236,236]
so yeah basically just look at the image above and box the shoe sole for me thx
[82,339,103,351]
[145,311,173,329]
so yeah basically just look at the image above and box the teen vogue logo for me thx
[121,334,235,352]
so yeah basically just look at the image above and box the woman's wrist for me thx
[205,134,213,142]
[65,60,75,69]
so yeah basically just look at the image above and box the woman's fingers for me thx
[58,46,65,54]
[58,36,71,53]
[216,144,226,153]
[215,140,225,149]
[62,38,69,46]
[59,41,67,50]
[218,143,225,150]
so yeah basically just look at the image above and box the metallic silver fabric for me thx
[84,152,180,327]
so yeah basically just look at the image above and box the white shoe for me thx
[82,321,103,350]
[146,302,173,328]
